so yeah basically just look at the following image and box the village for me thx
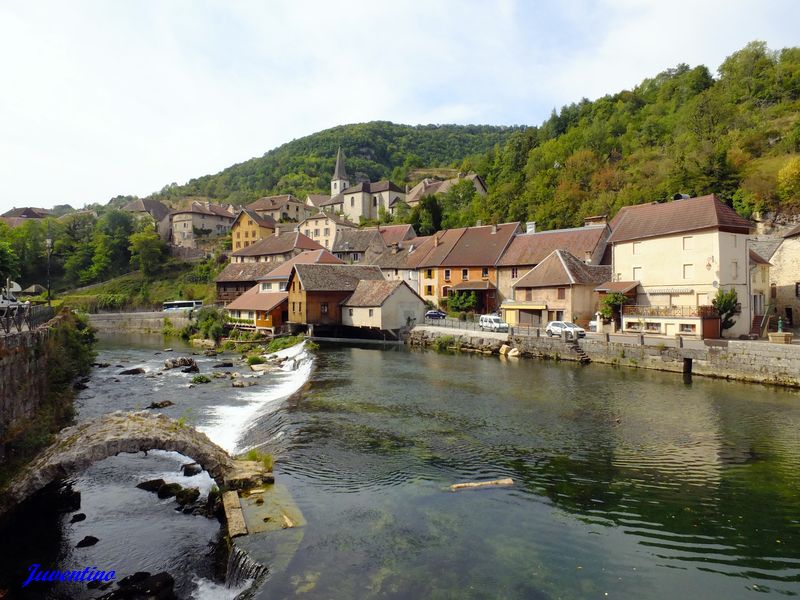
[81,148,793,345]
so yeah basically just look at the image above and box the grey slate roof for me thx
[341,280,405,307]
[333,147,348,180]
[332,229,385,253]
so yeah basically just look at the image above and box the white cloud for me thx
[0,0,797,212]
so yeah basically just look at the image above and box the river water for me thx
[2,333,800,599]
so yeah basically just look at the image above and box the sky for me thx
[0,0,798,213]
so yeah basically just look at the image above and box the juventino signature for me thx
[22,564,115,588]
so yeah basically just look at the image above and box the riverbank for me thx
[408,325,800,387]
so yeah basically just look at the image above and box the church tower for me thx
[331,147,349,197]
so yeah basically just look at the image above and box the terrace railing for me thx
[622,305,719,319]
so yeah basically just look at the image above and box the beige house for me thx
[170,201,236,248]
[502,250,610,327]
[405,172,487,207]
[122,198,171,240]
[300,212,356,250]
[247,195,311,223]
[753,225,800,328]
[496,222,609,301]
[230,229,324,264]
[749,250,771,329]
[341,280,426,330]
[606,194,753,337]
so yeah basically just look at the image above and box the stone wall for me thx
[87,311,191,333]
[407,326,800,388]
[0,323,54,443]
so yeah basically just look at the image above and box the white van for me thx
[479,314,509,332]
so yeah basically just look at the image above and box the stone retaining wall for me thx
[87,311,191,333]
[407,327,800,388]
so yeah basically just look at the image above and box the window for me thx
[324,228,329,236]
[732,234,738,248]
[731,261,738,279]
[292,302,296,312]
[426,269,433,279]
[679,323,697,333]
[525,289,532,301]
[247,311,254,320]
[632,242,641,255]
[373,197,378,207]
[248,220,253,226]
[633,266,642,280]
[305,229,310,236]
[299,302,302,314]
[348,308,353,316]
[350,198,354,207]
[511,267,518,278]
[279,282,287,291]
[236,242,241,248]
[236,231,241,238]
[795,283,800,298]
[683,264,694,279]
[369,309,374,317]
[425,285,433,296]
[482,267,489,278]
[321,302,328,314]
[260,283,271,291]
[394,269,398,276]
[462,268,469,280]
[682,236,693,250]
[444,269,451,281]
[314,229,320,237]
[557,287,566,300]
[244,231,249,238]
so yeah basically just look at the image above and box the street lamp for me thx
[45,237,52,307]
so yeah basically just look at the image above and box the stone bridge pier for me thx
[0,411,268,516]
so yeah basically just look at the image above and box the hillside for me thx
[148,122,521,206]
[453,41,800,231]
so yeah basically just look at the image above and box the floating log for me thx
[449,478,514,492]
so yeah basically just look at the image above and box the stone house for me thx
[341,280,426,330]
[299,212,356,250]
[170,202,236,248]
[502,249,611,327]
[247,195,311,223]
[753,224,800,327]
[230,229,323,264]
[332,229,386,264]
[122,199,171,240]
[405,172,487,207]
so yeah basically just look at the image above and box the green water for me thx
[244,344,800,599]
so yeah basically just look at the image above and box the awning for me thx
[500,303,547,311]
[648,288,694,295]
[595,281,639,293]
[449,280,496,291]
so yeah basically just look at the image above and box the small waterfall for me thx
[226,544,267,590]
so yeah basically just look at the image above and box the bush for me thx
[246,355,265,366]
[266,335,305,353]
[191,375,211,384]
[241,449,274,471]
[432,335,455,352]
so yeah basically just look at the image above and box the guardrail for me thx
[0,304,55,334]
[623,304,718,318]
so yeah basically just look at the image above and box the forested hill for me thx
[459,41,800,231]
[146,122,522,205]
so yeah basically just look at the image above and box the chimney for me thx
[526,221,536,234]
[584,251,592,263]
[391,243,399,255]
[476,220,483,227]
[433,235,440,247]
[274,225,281,236]
[491,224,497,234]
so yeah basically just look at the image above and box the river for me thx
[2,333,800,599]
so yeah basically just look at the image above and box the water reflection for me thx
[253,345,800,599]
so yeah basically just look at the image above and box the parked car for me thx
[545,321,586,338]
[425,309,447,320]
[588,320,599,332]
[0,293,23,309]
[479,314,509,332]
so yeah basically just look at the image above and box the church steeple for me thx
[331,147,349,197]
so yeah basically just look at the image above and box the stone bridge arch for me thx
[1,411,236,515]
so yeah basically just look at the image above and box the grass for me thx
[432,335,455,352]
[266,335,305,353]
[241,449,274,472]
[191,374,211,384]
[246,355,265,366]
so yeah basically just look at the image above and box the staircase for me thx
[750,315,762,338]
[567,339,591,364]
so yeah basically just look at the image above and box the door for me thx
[752,294,764,316]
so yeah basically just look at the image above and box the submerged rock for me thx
[156,483,183,499]
[213,361,233,368]
[181,364,200,374]
[163,357,197,370]
[232,380,257,388]
[181,463,202,477]
[119,368,145,375]
[76,535,99,548]
[93,362,111,368]
[70,512,87,523]
[174,487,200,506]
[147,400,174,410]
[102,571,176,600]
[136,479,166,493]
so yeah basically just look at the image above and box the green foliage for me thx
[129,229,167,278]
[162,316,179,337]
[149,122,518,203]
[432,335,455,352]
[0,240,20,286]
[448,291,477,313]
[599,292,629,321]
[181,306,227,342]
[712,288,739,333]
[265,334,305,353]
[777,156,800,212]
[191,374,211,384]
[246,354,265,365]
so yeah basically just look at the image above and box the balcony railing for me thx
[622,304,718,318]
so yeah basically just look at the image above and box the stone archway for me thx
[0,411,236,516]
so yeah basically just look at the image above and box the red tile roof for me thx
[215,262,277,283]
[594,281,639,293]
[497,225,609,267]
[231,231,324,257]
[233,208,277,229]
[439,222,519,267]
[514,250,611,288]
[607,195,751,244]
[258,249,343,280]
[226,289,287,312]
[292,264,384,291]
[341,280,406,307]
[375,224,416,245]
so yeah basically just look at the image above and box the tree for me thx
[599,292,628,325]
[777,157,800,213]
[129,230,167,278]
[0,241,20,288]
[712,288,739,334]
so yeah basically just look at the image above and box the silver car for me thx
[545,321,586,338]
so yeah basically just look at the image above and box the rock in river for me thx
[76,535,99,548]
[136,478,166,493]
[119,367,145,375]
[163,357,197,370]
[156,483,183,499]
